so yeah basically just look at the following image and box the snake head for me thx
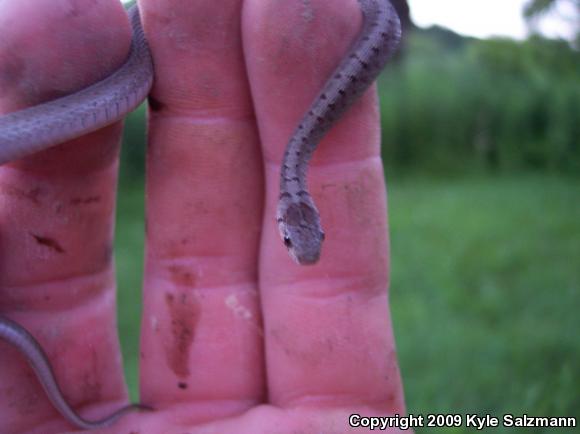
[277,199,324,265]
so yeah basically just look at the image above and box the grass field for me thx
[114,172,580,432]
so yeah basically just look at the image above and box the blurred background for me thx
[117,0,579,431]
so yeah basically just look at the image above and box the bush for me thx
[379,29,580,175]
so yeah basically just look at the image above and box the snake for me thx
[0,0,401,430]
[277,0,401,264]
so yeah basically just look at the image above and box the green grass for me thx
[388,173,580,432]
[114,178,145,400]
[114,173,580,431]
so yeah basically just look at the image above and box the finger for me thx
[138,0,265,419]
[243,0,406,412]
[0,0,136,431]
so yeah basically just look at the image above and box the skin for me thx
[0,0,406,432]
[0,3,400,424]
[0,8,152,426]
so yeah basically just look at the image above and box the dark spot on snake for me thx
[295,151,301,156]
[291,177,300,182]
[320,231,325,240]
[350,75,358,83]
[360,61,369,69]
[372,47,380,54]
[335,73,342,79]
[321,93,327,100]
[339,89,346,96]
[316,116,323,123]
[31,234,65,254]
[362,36,370,41]
[329,103,336,110]
[299,202,318,221]
[178,382,188,389]
[297,190,309,197]
[283,236,292,247]
[280,192,292,199]
[381,32,388,38]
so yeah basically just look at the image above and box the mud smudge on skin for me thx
[79,348,102,403]
[148,96,165,112]
[70,195,101,205]
[164,292,199,378]
[30,233,65,254]
[0,184,42,205]
[168,264,197,287]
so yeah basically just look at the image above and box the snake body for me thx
[0,316,149,429]
[277,0,401,264]
[0,5,153,165]
[0,0,401,429]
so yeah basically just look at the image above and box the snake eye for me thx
[283,236,292,247]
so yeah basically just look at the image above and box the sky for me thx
[409,0,577,41]
[120,0,577,41]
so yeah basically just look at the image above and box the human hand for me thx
[0,0,406,432]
